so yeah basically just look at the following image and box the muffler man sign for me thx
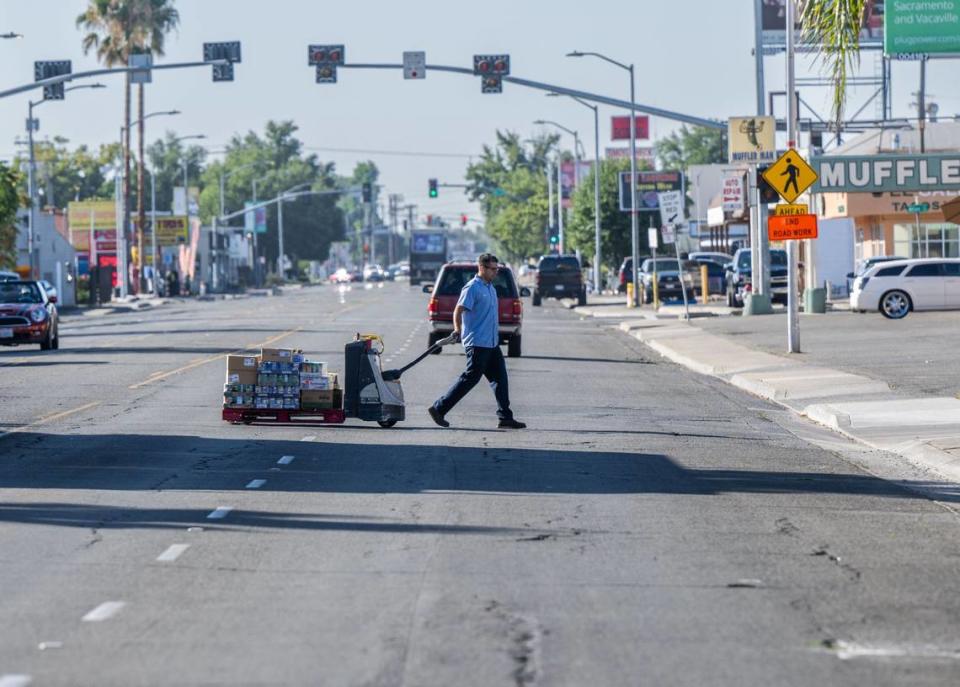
[810,154,960,194]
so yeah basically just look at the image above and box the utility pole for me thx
[786,0,800,353]
[556,161,565,253]
[547,161,554,245]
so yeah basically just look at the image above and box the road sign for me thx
[762,149,818,204]
[212,63,234,82]
[728,116,776,164]
[648,227,658,249]
[610,115,650,141]
[773,203,808,216]
[768,214,818,241]
[129,53,152,84]
[403,51,426,79]
[657,190,684,233]
[906,202,931,213]
[885,2,960,55]
[618,171,683,211]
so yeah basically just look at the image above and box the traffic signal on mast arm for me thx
[428,178,438,198]
[361,182,372,203]
[473,54,509,94]
[460,214,468,227]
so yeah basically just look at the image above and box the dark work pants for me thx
[433,346,513,420]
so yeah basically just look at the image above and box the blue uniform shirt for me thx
[457,276,499,348]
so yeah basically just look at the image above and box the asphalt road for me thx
[2,282,960,686]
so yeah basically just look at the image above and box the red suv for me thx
[423,262,530,357]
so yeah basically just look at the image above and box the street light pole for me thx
[534,119,581,256]
[25,83,107,280]
[545,94,603,292]
[567,50,639,305]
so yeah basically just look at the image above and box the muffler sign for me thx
[810,154,960,193]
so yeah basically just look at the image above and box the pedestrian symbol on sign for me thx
[781,156,800,196]
[761,149,818,204]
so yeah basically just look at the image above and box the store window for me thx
[893,223,960,258]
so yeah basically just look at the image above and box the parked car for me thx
[423,261,530,357]
[0,280,59,350]
[850,258,960,319]
[39,279,58,301]
[689,251,732,265]
[617,256,652,294]
[690,258,728,295]
[725,248,789,307]
[532,255,585,306]
[385,262,409,281]
[638,258,700,304]
[0,270,20,282]
[846,255,907,295]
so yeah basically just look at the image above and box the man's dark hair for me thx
[477,252,499,266]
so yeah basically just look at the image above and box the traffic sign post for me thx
[657,189,690,319]
[768,213,817,241]
[761,148,817,204]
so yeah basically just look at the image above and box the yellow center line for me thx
[128,326,303,390]
[0,401,102,440]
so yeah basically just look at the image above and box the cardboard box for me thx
[300,388,342,410]
[261,347,300,363]
[225,369,258,385]
[227,354,260,371]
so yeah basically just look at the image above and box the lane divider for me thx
[0,401,102,441]
[81,601,126,622]
[206,506,233,520]
[156,544,190,562]
[277,456,295,465]
[246,479,266,489]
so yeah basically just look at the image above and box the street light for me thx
[172,134,206,194]
[568,50,639,307]
[534,119,582,255]
[548,92,603,294]
[118,109,180,296]
[25,83,107,279]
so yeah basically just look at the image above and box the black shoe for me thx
[498,418,526,429]
[428,406,450,428]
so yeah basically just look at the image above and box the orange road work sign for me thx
[768,213,818,241]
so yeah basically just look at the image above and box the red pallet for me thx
[222,407,346,425]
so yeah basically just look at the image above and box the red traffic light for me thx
[493,60,507,73]
[312,49,326,62]
[460,214,468,226]
[328,49,341,62]
[477,60,490,73]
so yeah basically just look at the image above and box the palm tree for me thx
[799,0,868,131]
[76,0,179,293]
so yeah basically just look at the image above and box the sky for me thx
[2,0,959,226]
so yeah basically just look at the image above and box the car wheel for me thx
[507,335,522,358]
[577,287,587,306]
[532,290,541,306]
[377,420,398,428]
[880,290,911,319]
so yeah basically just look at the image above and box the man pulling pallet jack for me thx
[425,253,526,429]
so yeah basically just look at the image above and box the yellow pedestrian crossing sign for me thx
[762,148,818,204]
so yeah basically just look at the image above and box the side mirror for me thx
[520,286,531,297]
[49,295,58,304]
[421,284,434,294]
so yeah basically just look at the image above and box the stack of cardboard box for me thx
[223,347,342,411]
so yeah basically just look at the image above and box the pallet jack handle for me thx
[381,332,459,381]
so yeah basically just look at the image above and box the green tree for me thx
[198,121,344,270]
[0,163,24,269]
[800,0,867,128]
[565,158,655,271]
[657,125,726,171]
[465,130,559,261]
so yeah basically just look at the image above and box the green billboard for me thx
[885,1,960,55]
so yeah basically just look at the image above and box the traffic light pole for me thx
[0,59,231,100]
[339,62,724,131]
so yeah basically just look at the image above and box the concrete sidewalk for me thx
[572,301,960,483]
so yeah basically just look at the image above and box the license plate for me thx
[554,284,564,291]
[0,328,12,338]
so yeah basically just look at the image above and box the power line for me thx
[301,145,475,159]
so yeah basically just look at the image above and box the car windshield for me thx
[642,259,684,272]
[0,282,42,304]
[737,251,788,269]
[435,267,517,298]
[538,257,580,272]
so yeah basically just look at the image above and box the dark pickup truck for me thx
[533,255,586,306]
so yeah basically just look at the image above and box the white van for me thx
[850,258,960,319]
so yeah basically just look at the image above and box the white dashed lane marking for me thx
[0,676,32,687]
[206,506,233,520]
[156,544,190,562]
[246,479,266,489]
[81,601,126,622]
[277,455,295,465]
